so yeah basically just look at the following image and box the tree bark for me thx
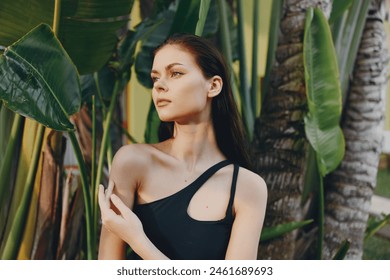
[253,0,332,259]
[323,0,389,259]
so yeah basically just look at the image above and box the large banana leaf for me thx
[0,24,81,131]
[303,8,345,177]
[304,8,345,259]
[0,0,133,74]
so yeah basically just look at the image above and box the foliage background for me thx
[0,0,389,260]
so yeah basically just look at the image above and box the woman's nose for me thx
[154,79,168,93]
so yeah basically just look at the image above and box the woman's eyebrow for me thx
[166,62,184,70]
[151,63,184,74]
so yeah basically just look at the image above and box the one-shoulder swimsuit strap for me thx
[184,159,239,221]
[187,159,232,191]
[225,163,239,220]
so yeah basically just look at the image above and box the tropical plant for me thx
[323,0,389,259]
[0,0,225,260]
[253,0,388,260]
[0,0,135,259]
[0,0,387,260]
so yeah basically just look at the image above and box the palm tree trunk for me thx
[253,0,332,259]
[323,0,389,259]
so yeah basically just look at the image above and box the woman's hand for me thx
[98,181,144,247]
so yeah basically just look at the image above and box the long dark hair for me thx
[154,33,252,170]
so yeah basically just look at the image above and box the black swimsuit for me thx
[129,160,239,260]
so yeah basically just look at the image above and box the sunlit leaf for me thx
[0,24,81,131]
[0,0,133,74]
[303,8,345,177]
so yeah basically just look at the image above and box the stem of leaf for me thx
[91,95,96,205]
[93,80,121,242]
[53,0,61,35]
[1,124,44,259]
[317,173,324,259]
[68,130,94,259]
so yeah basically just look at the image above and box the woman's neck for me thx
[167,121,225,170]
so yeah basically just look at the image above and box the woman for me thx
[98,34,267,260]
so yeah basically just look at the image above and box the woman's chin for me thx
[157,114,173,122]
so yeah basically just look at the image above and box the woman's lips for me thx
[156,99,171,107]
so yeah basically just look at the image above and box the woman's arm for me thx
[97,145,138,259]
[98,183,169,260]
[98,179,133,259]
[225,169,267,260]
[98,145,169,260]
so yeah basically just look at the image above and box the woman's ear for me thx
[207,75,223,98]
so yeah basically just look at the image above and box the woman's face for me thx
[151,44,212,124]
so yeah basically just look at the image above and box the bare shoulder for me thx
[112,143,152,170]
[234,167,268,211]
[109,144,154,192]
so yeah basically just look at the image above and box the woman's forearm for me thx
[129,234,170,260]
[98,227,127,260]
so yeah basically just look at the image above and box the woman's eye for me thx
[171,71,182,78]
[151,76,159,83]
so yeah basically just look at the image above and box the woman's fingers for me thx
[110,194,129,218]
[98,181,115,208]
[105,180,115,203]
[98,185,108,212]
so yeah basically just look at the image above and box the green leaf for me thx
[170,0,201,34]
[81,17,163,106]
[201,0,219,37]
[80,67,116,105]
[0,24,81,131]
[261,0,282,107]
[0,114,23,243]
[195,0,212,36]
[0,107,15,165]
[117,19,163,82]
[217,0,240,113]
[331,0,369,105]
[144,102,161,144]
[1,124,44,260]
[236,0,253,137]
[0,0,133,74]
[302,144,321,205]
[332,239,350,260]
[303,8,345,177]
[329,0,354,23]
[365,214,390,240]
[135,6,176,89]
[260,219,313,242]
